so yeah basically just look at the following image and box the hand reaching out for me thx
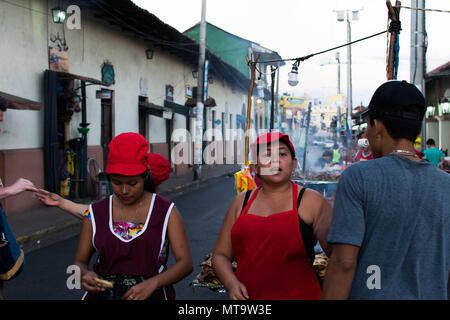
[10,178,38,195]
[0,178,38,199]
[35,189,63,207]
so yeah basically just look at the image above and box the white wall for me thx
[426,121,439,147]
[439,120,450,152]
[0,0,48,150]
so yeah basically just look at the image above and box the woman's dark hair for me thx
[368,109,423,143]
[141,169,157,193]
[107,169,157,193]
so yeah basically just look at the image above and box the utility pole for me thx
[270,66,275,131]
[194,0,206,180]
[346,10,353,139]
[410,0,427,150]
[302,101,312,175]
[336,52,341,142]
[337,9,358,143]
[336,52,341,95]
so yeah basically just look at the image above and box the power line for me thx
[400,6,450,13]
[256,30,388,65]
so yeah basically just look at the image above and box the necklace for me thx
[390,149,419,158]
[114,193,147,223]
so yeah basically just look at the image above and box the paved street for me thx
[3,176,236,300]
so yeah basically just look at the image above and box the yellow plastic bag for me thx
[60,178,70,197]
[234,167,256,194]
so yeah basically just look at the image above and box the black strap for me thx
[297,187,307,210]
[240,190,252,214]
[296,187,317,263]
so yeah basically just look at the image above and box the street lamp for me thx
[52,7,67,24]
[288,61,299,86]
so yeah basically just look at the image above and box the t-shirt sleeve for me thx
[82,207,91,220]
[328,164,366,247]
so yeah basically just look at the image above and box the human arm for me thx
[211,192,249,300]
[73,217,105,293]
[298,189,333,256]
[0,178,38,199]
[35,189,88,220]
[321,243,359,299]
[313,192,333,256]
[122,206,193,300]
[322,166,366,299]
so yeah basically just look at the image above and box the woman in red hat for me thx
[36,132,193,300]
[212,132,333,300]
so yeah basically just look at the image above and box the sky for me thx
[131,0,450,107]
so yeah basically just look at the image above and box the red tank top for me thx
[231,182,322,300]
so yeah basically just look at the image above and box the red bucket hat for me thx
[147,153,171,185]
[253,132,296,158]
[106,132,170,185]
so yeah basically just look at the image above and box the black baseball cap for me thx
[360,80,426,122]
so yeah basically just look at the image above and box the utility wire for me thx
[256,30,388,65]
[400,6,450,13]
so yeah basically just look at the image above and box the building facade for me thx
[0,0,250,214]
[425,61,450,154]
[184,22,284,133]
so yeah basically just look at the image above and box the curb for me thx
[16,219,81,245]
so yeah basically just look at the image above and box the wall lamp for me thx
[52,7,67,24]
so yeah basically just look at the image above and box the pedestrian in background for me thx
[38,133,193,300]
[353,137,373,162]
[0,178,38,299]
[212,132,332,300]
[322,80,450,300]
[423,138,445,167]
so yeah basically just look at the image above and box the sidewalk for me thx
[7,164,240,253]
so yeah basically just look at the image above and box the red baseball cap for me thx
[254,132,296,157]
[106,133,170,185]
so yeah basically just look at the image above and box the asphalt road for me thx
[3,176,237,300]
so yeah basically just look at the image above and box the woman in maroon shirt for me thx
[212,132,332,300]
[37,133,193,300]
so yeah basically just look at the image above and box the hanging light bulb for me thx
[288,61,299,86]
[256,79,264,98]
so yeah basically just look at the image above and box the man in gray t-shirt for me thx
[322,80,450,300]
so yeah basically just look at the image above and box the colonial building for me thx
[0,0,252,214]
[184,22,284,133]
